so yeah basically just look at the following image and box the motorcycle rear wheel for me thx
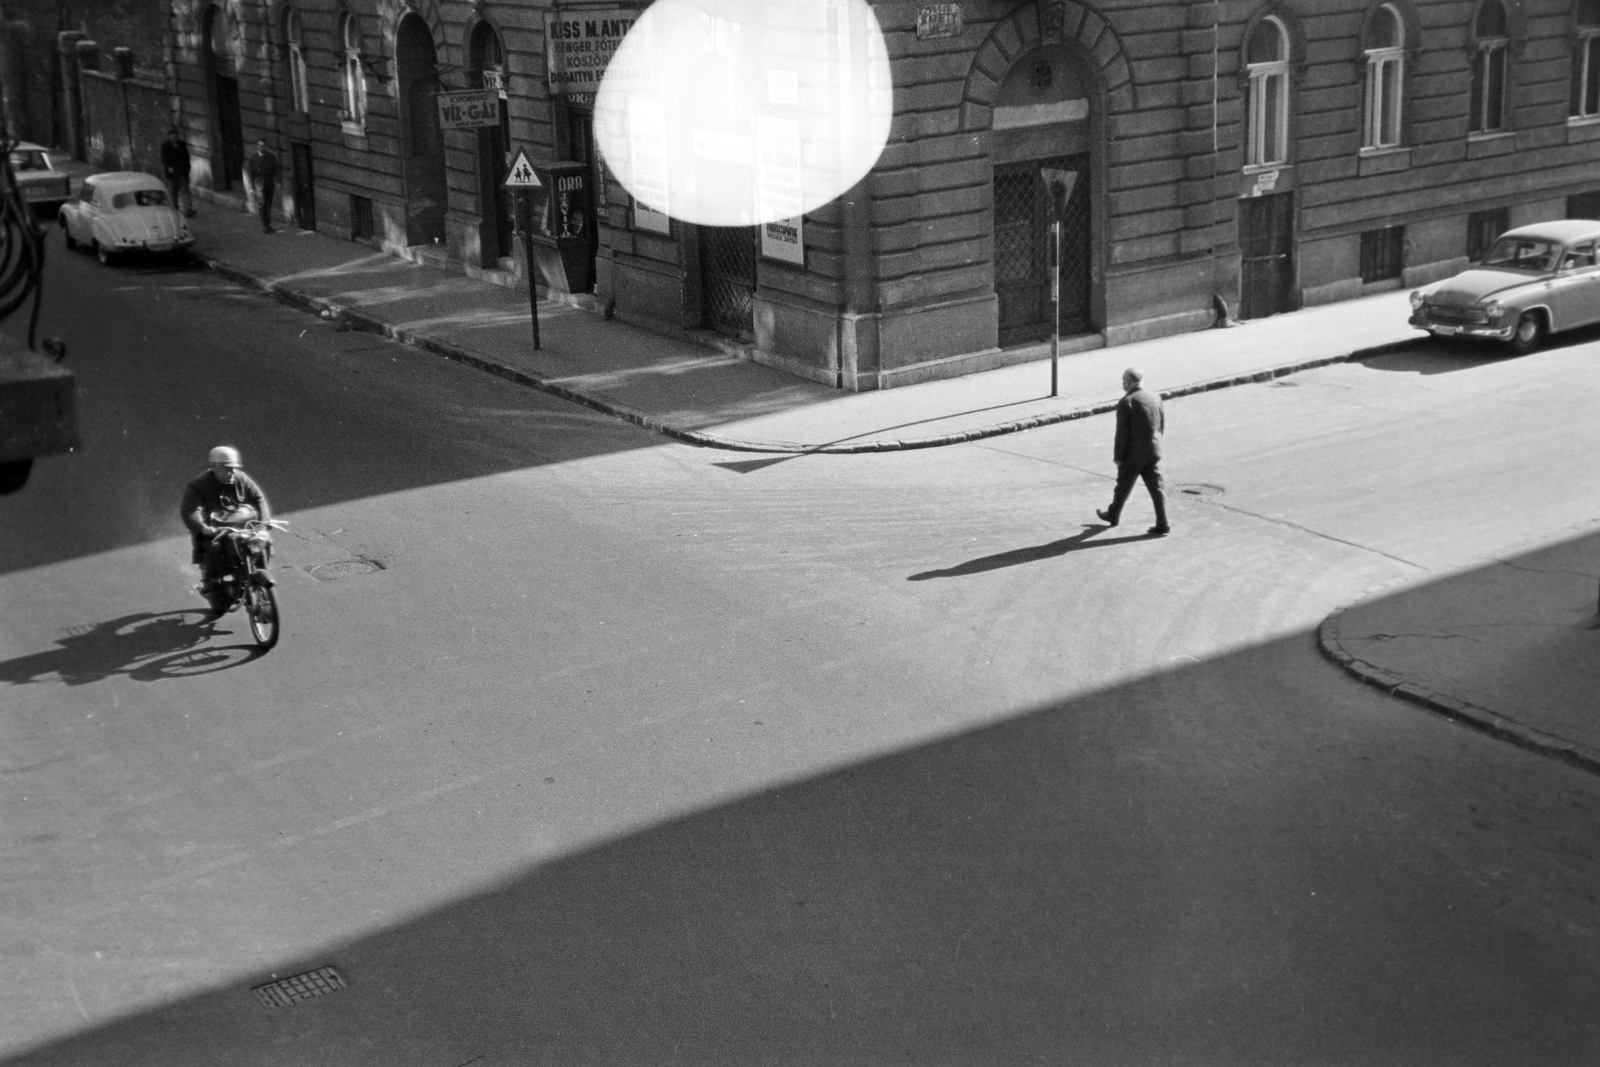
[246,584,280,649]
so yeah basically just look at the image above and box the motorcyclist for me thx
[180,445,273,618]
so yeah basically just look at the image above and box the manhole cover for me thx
[307,559,382,581]
[1173,483,1224,498]
[253,965,346,1008]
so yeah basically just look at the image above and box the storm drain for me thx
[253,965,347,1008]
[1173,483,1225,498]
[307,559,383,581]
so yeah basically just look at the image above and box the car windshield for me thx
[8,150,49,171]
[111,189,170,208]
[1482,236,1559,272]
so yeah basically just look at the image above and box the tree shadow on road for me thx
[908,524,1163,580]
[0,609,262,686]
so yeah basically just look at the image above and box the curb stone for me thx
[192,249,1428,455]
[1317,601,1600,777]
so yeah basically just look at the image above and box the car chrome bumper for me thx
[1408,314,1513,341]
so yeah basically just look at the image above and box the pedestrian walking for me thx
[1096,367,1170,536]
[159,127,195,217]
[245,139,280,233]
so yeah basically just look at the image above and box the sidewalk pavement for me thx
[56,160,1596,773]
[1320,528,1600,776]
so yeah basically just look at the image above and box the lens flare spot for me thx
[594,0,893,227]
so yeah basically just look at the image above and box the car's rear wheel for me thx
[1507,311,1544,355]
[94,240,115,267]
[60,218,76,250]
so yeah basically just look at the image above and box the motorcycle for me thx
[201,505,286,649]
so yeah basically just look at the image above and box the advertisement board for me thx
[436,89,501,129]
[545,10,641,96]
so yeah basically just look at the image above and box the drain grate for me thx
[307,559,382,582]
[1173,483,1224,498]
[253,965,347,1008]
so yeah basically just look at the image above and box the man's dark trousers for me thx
[257,178,276,231]
[1105,460,1168,528]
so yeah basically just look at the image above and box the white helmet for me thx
[208,445,242,467]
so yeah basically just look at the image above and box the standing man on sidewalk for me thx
[1097,367,1170,536]
[245,139,280,234]
[160,128,195,217]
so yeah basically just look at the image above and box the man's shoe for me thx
[1148,525,1171,536]
[263,226,275,234]
[1096,509,1118,527]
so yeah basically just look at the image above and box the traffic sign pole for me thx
[504,147,544,351]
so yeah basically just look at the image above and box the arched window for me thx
[1246,17,1290,167]
[1572,0,1600,120]
[285,8,309,114]
[1363,5,1404,148]
[340,13,367,126]
[1470,1,1509,134]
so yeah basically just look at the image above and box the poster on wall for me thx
[628,96,671,234]
[757,115,804,264]
[545,9,645,96]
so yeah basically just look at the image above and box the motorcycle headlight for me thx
[1409,290,1425,310]
[1485,301,1504,319]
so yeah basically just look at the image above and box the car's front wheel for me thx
[59,217,76,250]
[1507,311,1544,355]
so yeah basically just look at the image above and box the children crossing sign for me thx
[504,149,541,188]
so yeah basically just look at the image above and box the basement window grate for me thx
[253,966,346,1008]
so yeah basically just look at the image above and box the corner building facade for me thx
[167,1,1600,390]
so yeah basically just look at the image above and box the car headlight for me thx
[1484,301,1504,319]
[1409,290,1424,309]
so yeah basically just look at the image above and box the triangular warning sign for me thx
[504,149,541,188]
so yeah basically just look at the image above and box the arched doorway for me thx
[469,21,513,265]
[201,4,244,191]
[396,14,448,245]
[991,43,1096,344]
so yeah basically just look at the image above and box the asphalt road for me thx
[3,246,1600,1065]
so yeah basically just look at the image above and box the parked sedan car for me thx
[1409,219,1600,353]
[8,143,71,213]
[58,171,193,265]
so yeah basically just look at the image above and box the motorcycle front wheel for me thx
[246,584,280,650]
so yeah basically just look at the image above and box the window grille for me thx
[1360,226,1404,283]
[350,194,374,240]
[1569,190,1600,219]
[1467,208,1508,261]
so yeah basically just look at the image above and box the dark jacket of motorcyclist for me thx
[180,447,271,564]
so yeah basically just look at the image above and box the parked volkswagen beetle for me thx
[1409,219,1600,354]
[8,143,71,213]
[58,171,194,265]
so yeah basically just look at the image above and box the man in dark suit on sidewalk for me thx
[1097,367,1170,536]
[245,139,281,233]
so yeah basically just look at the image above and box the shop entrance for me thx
[470,22,513,264]
[396,14,448,246]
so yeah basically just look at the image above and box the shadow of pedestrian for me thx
[907,525,1162,581]
[0,609,259,686]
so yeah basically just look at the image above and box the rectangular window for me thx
[350,194,374,239]
[1467,208,1508,262]
[1569,190,1600,219]
[1365,51,1404,148]
[1471,43,1507,133]
[1360,225,1404,283]
[289,44,309,114]
[1574,34,1600,118]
